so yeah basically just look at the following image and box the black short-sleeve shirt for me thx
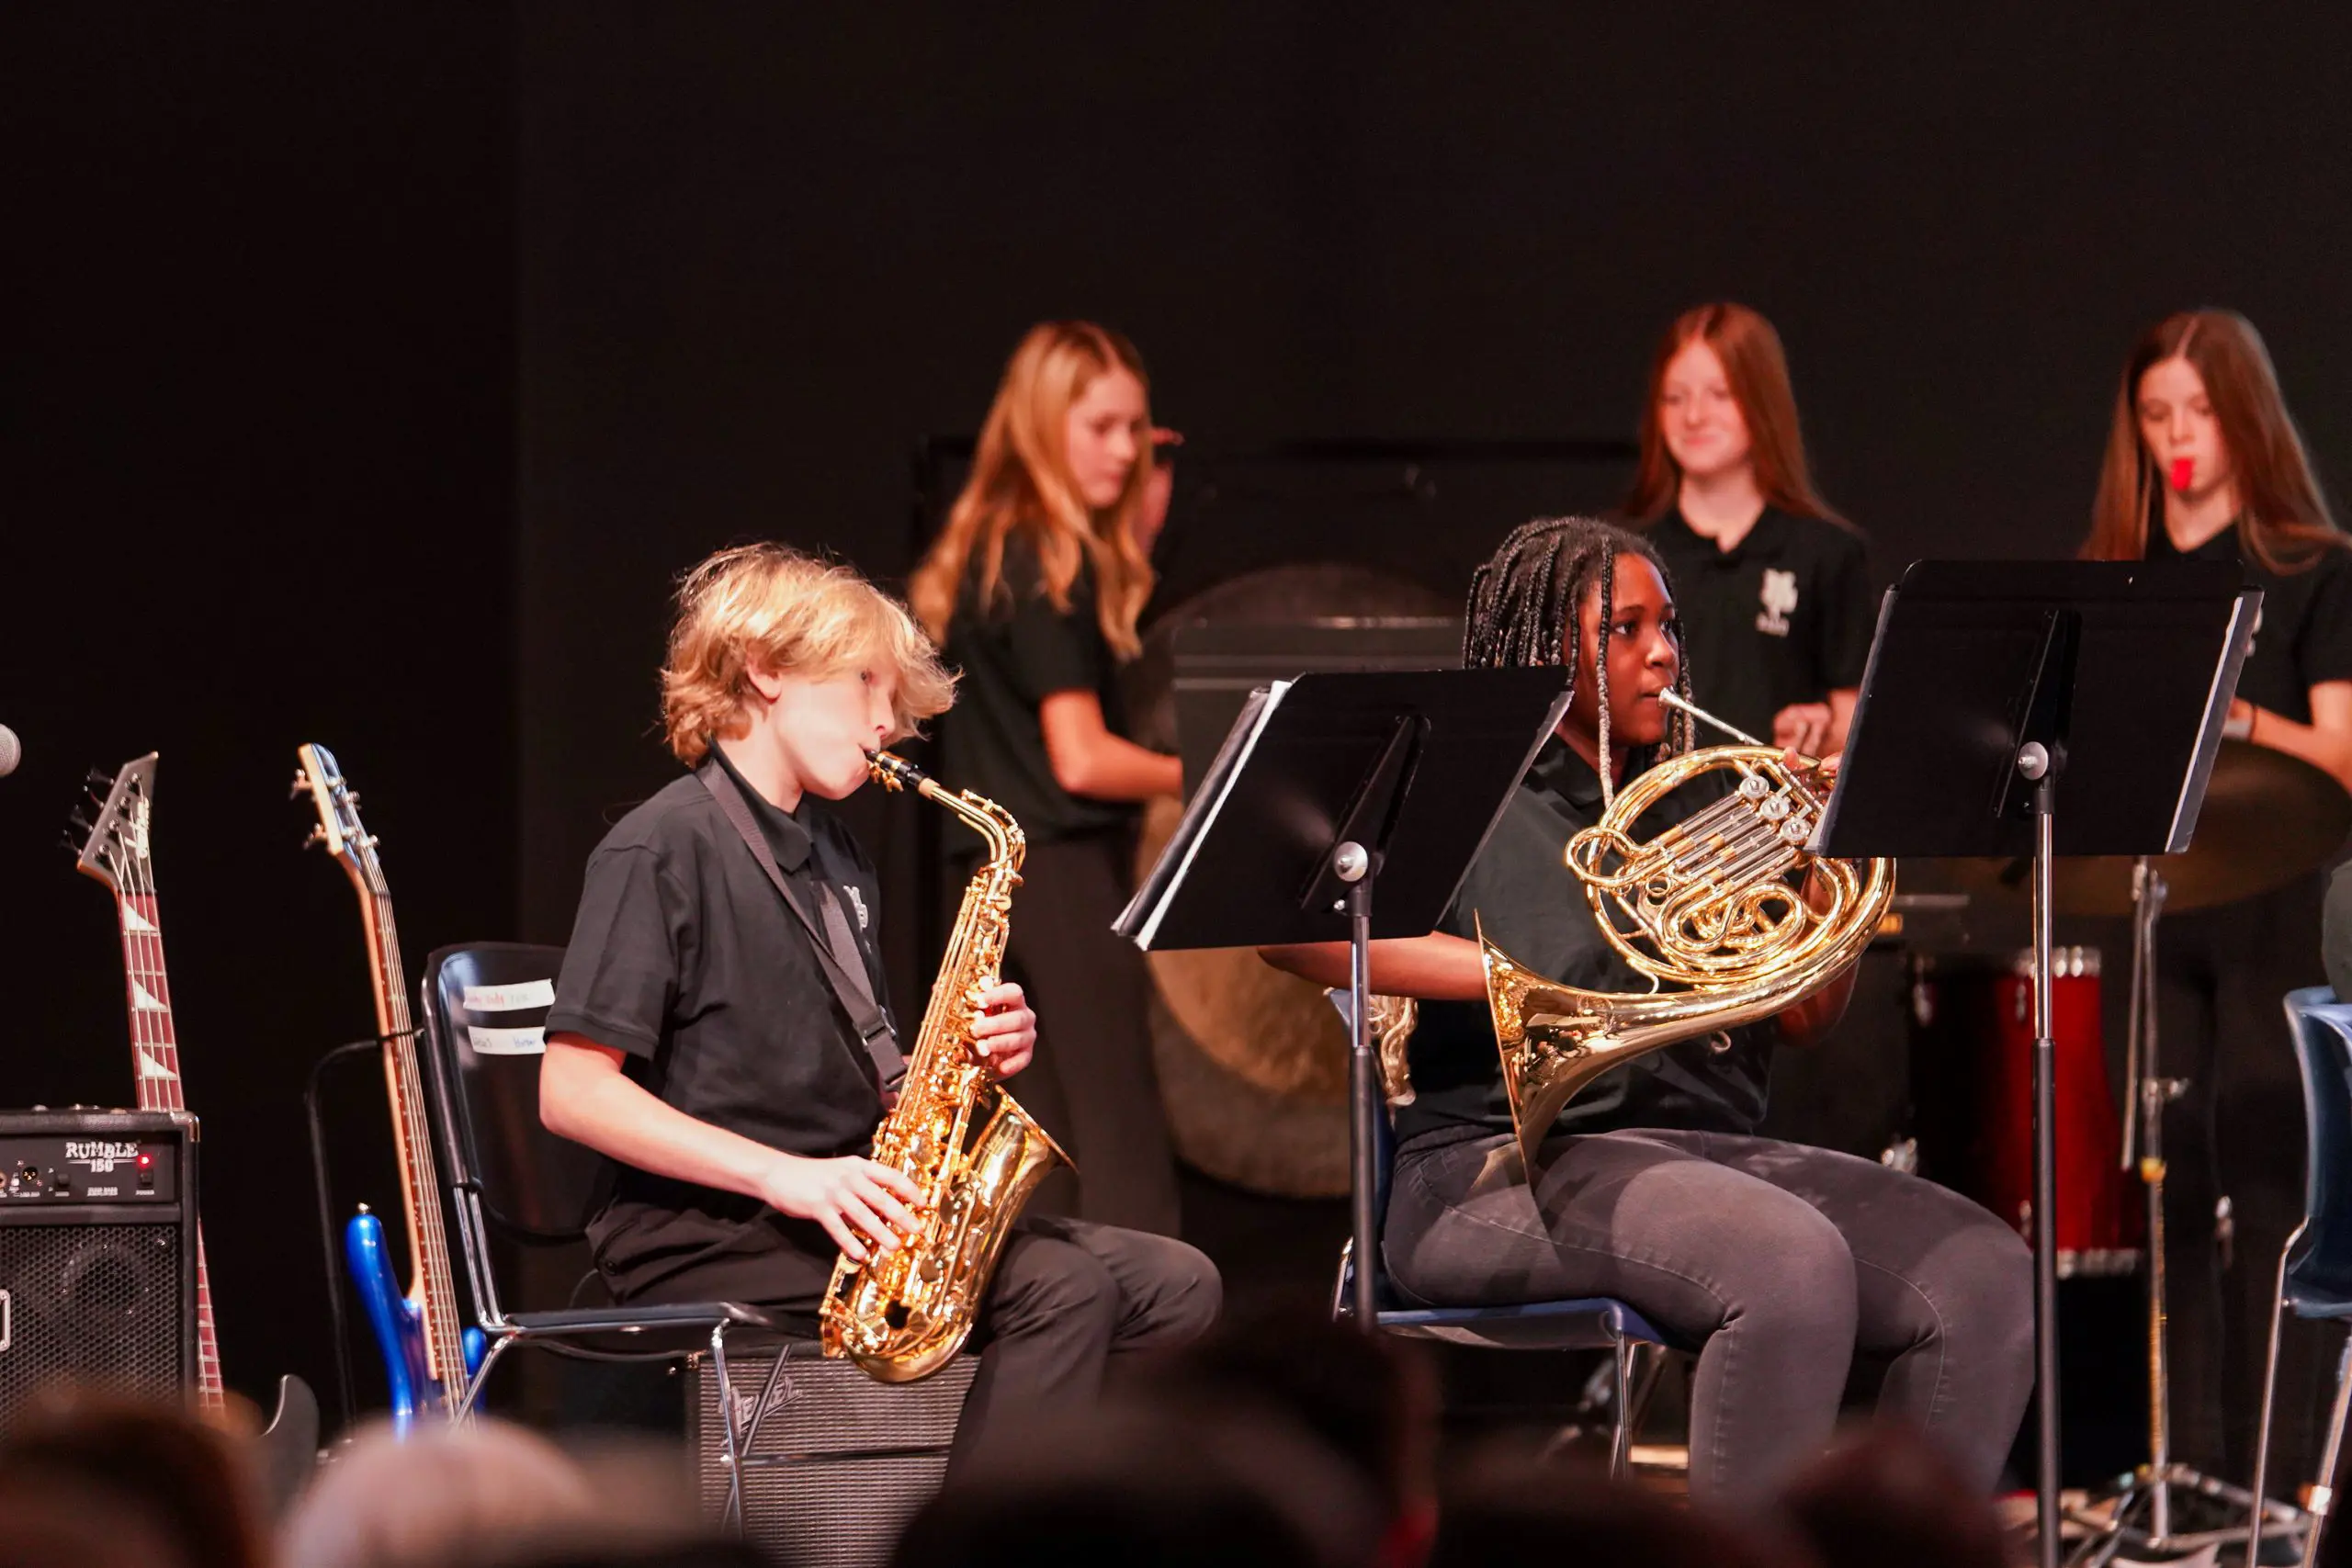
[1391,738,1779,1152]
[546,747,895,1303]
[2145,524,2352,724]
[938,536,1138,845]
[1644,509,1875,746]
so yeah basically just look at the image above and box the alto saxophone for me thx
[819,750,1072,1382]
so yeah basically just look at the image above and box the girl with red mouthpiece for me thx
[2082,308,2352,1502]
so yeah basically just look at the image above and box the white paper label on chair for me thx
[467,1025,546,1055]
[463,980,555,1012]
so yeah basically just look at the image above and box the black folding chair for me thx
[1321,987,1677,1477]
[418,942,786,1529]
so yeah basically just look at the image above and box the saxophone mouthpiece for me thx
[867,750,933,795]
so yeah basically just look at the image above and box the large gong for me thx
[1125,564,1454,1197]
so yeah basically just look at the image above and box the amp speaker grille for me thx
[689,1345,974,1568]
[0,1223,187,1421]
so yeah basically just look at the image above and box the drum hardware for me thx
[1953,740,2352,919]
[2064,859,2307,1565]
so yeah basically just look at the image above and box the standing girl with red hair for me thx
[1627,303,1874,758]
[910,321,1183,1236]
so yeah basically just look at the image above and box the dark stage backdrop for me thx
[516,6,2352,998]
[2,9,515,1424]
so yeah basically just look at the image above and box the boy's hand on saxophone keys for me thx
[967,981,1036,1078]
[762,1153,922,1264]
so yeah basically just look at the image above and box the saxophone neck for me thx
[871,750,1026,867]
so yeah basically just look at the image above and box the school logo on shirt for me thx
[843,886,868,930]
[1757,570,1798,637]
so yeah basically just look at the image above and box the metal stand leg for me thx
[456,1331,514,1418]
[709,1325,747,1536]
[2248,1224,2307,1566]
[2071,863,2304,1563]
[2302,1331,2352,1568]
[1609,1337,1634,1481]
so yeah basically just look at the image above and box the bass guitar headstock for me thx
[68,753,161,896]
[293,742,388,897]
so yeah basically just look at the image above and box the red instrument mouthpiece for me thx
[2169,457,2195,492]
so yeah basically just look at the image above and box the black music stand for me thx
[1815,559,2256,1568]
[1115,668,1571,1326]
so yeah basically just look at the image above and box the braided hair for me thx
[1463,516,1694,803]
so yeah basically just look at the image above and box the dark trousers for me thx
[633,1214,1220,1474]
[1000,833,1182,1236]
[2145,874,2329,1491]
[1384,1127,2036,1504]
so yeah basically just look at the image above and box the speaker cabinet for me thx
[688,1343,973,1568]
[0,1110,197,1427]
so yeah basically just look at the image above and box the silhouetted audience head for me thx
[1431,1451,1817,1568]
[281,1419,705,1568]
[1147,1305,1440,1562]
[0,1472,199,1568]
[893,1401,1382,1568]
[0,1393,269,1568]
[1777,1426,2014,1568]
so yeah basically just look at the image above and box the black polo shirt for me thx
[1392,738,1779,1152]
[546,745,895,1304]
[1644,508,1875,746]
[2146,523,2352,723]
[938,535,1138,846]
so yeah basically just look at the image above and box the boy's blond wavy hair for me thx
[661,544,956,766]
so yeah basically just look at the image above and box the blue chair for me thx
[2246,987,2352,1567]
[1331,1093,1677,1479]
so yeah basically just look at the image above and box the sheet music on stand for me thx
[1122,681,1289,948]
[1114,669,1569,953]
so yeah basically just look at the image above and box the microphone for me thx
[0,726,17,778]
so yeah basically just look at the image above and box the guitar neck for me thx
[353,886,469,1396]
[112,891,223,1409]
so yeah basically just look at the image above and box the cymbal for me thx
[1951,740,2351,916]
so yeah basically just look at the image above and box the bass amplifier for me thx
[0,1109,198,1427]
[688,1342,974,1568]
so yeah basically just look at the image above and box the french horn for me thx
[1482,691,1895,1176]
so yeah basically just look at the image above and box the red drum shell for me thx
[1907,947,2142,1276]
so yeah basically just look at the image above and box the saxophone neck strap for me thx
[697,759,907,1091]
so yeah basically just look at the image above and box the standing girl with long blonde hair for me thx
[910,321,1183,1235]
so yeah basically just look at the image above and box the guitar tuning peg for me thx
[304,824,326,847]
[289,773,310,800]
[66,810,93,835]
[86,768,112,787]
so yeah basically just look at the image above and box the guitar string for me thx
[121,830,223,1404]
[365,861,466,1390]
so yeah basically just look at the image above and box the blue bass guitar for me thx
[298,742,485,1431]
[345,1204,485,1432]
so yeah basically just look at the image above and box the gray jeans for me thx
[1384,1127,2035,1503]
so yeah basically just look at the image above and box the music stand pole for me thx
[2023,745,2064,1566]
[1812,560,2257,1568]
[1338,841,1379,1331]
